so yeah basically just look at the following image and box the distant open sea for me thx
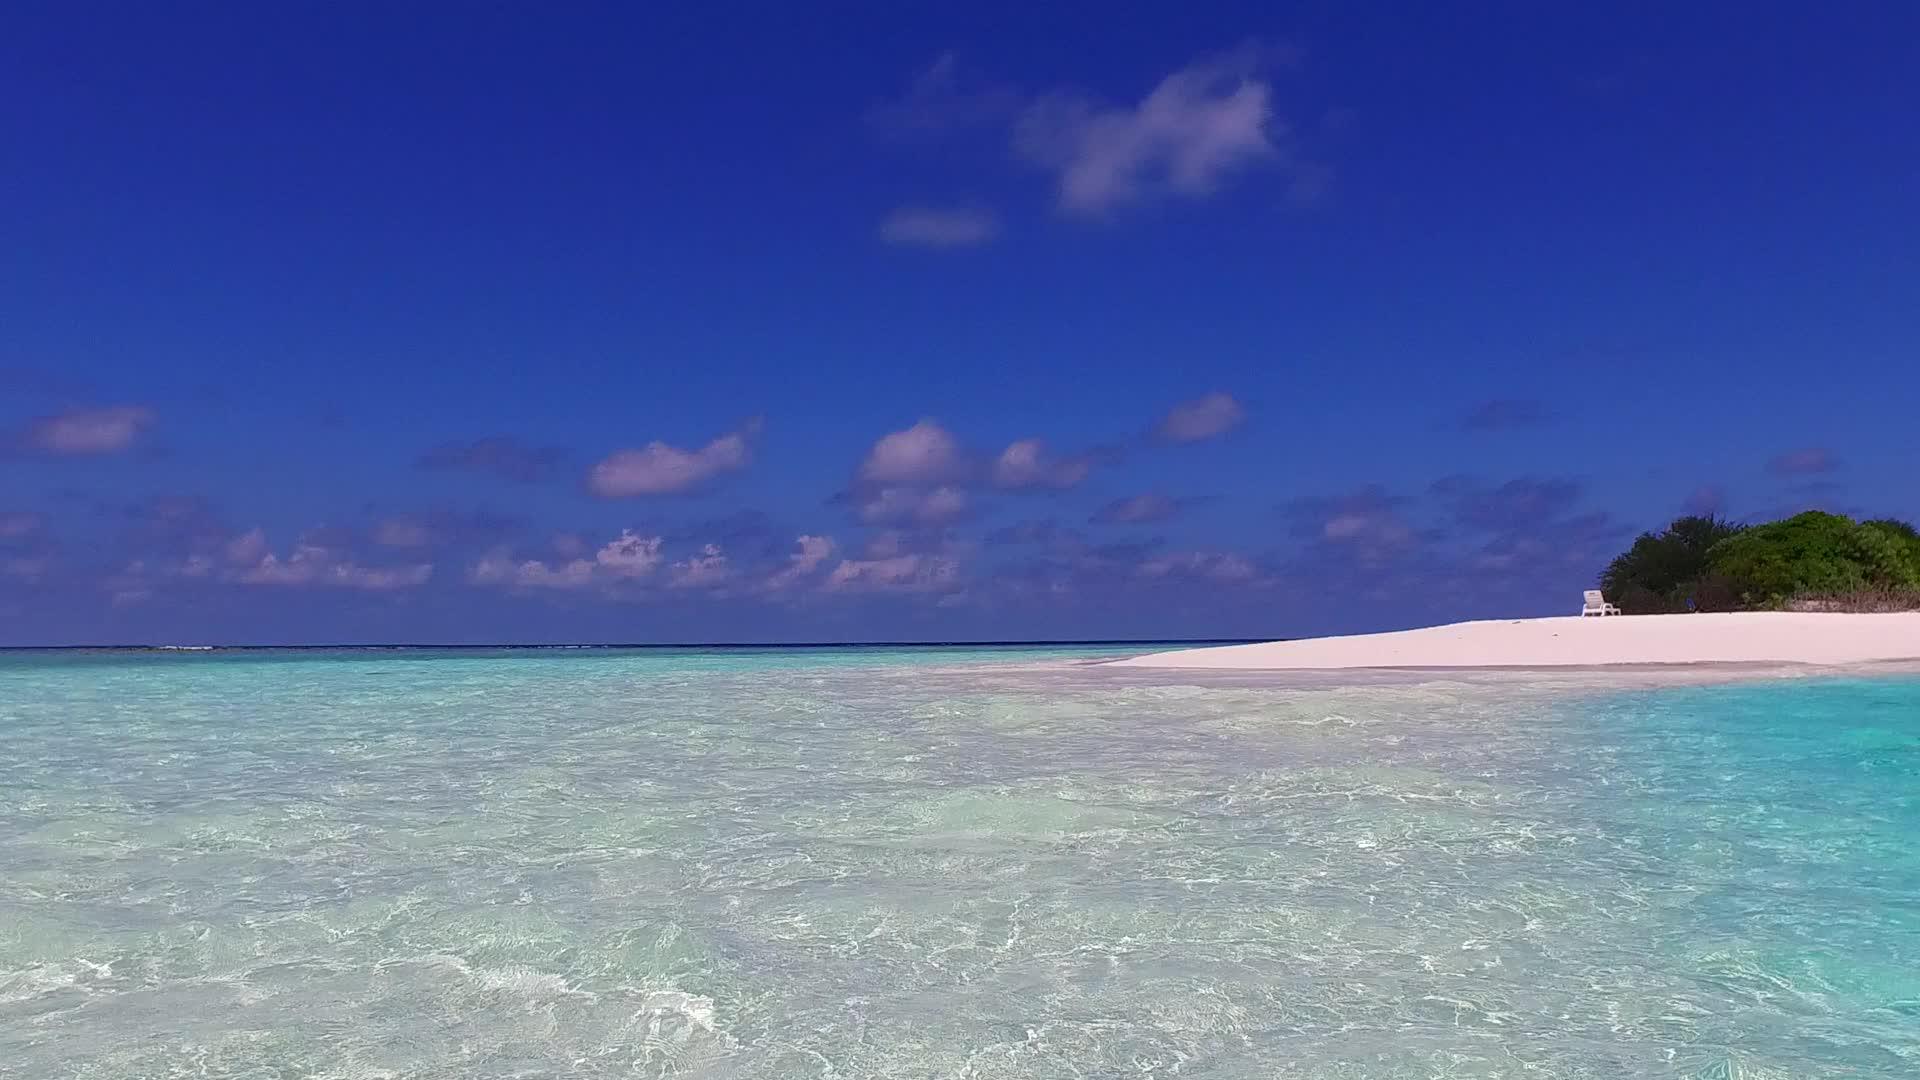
[3,646,1917,1078]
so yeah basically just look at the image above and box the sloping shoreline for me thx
[1112,612,1920,670]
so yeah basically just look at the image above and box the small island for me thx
[1120,511,1920,671]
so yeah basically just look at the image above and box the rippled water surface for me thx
[3,648,1918,1078]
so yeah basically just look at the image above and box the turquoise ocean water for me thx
[2,647,1917,1078]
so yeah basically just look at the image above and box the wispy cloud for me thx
[588,421,760,498]
[991,438,1091,491]
[1152,392,1245,444]
[1136,550,1264,585]
[1090,493,1183,525]
[867,52,1023,136]
[856,486,970,526]
[764,535,837,592]
[469,529,665,590]
[1285,485,1421,560]
[880,206,1000,249]
[469,555,595,589]
[417,435,567,483]
[1767,447,1840,477]
[11,405,155,456]
[219,530,432,590]
[1015,48,1291,215]
[824,552,962,594]
[467,530,850,598]
[668,544,732,590]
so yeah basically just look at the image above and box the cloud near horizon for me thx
[216,529,433,591]
[764,535,837,592]
[824,552,962,594]
[588,421,760,498]
[468,530,852,598]
[470,529,665,590]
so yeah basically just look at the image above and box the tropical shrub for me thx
[1599,515,1745,613]
[1705,511,1874,603]
[1598,510,1920,612]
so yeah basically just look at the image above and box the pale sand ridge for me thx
[1115,612,1920,670]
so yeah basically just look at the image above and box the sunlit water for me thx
[3,648,1918,1078]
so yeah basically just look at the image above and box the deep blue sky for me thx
[3,3,1916,644]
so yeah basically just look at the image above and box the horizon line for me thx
[0,637,1272,652]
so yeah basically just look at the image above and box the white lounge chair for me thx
[1581,589,1622,616]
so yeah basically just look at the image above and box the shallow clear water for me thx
[2,649,1917,1078]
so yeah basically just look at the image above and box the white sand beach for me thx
[1116,612,1920,670]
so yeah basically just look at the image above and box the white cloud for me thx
[470,554,596,589]
[880,206,1000,249]
[668,543,731,589]
[595,530,664,579]
[223,528,271,566]
[20,405,156,456]
[857,419,964,486]
[469,529,663,590]
[588,422,759,498]
[857,486,969,526]
[991,438,1090,490]
[1137,550,1261,584]
[824,552,961,594]
[1153,392,1245,443]
[1016,52,1281,214]
[226,541,432,590]
[765,534,837,591]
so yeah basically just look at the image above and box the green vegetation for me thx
[1599,515,1746,613]
[1600,510,1920,613]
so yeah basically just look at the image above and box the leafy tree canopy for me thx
[1600,510,1920,611]
[1599,514,1745,613]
